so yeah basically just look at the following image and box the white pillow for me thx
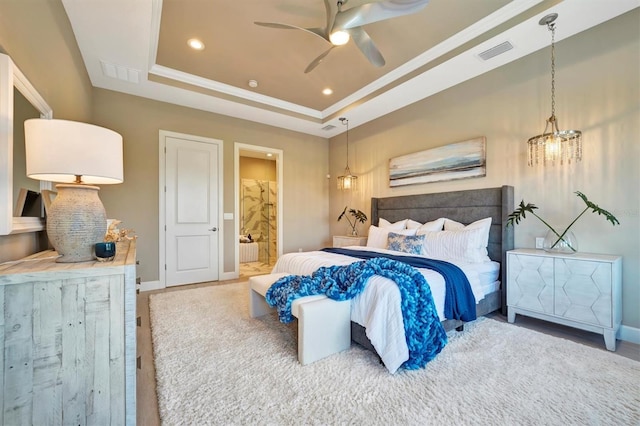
[378,218,407,231]
[366,225,416,249]
[444,217,492,251]
[413,217,446,232]
[421,228,490,263]
[406,219,422,229]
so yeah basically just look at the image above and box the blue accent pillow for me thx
[387,232,425,255]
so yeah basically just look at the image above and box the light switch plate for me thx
[223,213,234,220]
[535,237,544,249]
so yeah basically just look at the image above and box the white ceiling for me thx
[61,0,639,138]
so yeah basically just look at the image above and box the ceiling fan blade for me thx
[323,0,333,34]
[254,22,329,43]
[333,0,429,31]
[304,46,336,73]
[348,27,385,67]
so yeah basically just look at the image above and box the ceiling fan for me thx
[255,0,429,73]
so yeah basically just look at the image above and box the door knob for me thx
[208,227,218,232]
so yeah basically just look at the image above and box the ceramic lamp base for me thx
[47,184,107,263]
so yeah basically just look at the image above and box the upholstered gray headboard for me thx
[371,186,514,314]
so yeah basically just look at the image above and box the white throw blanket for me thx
[271,246,486,373]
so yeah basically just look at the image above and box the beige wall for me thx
[0,0,92,121]
[0,0,93,262]
[240,157,277,181]
[92,89,328,282]
[329,10,640,328]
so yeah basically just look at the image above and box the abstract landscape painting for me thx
[389,137,486,187]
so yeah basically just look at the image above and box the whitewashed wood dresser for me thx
[0,239,137,425]
[507,248,622,351]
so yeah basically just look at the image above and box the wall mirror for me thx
[0,53,53,235]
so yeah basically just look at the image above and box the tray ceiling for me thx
[61,0,639,137]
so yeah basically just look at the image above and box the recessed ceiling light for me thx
[322,88,333,95]
[187,38,205,50]
[248,80,258,88]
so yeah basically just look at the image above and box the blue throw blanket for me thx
[322,248,477,322]
[265,257,447,370]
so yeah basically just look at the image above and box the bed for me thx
[271,186,514,372]
[355,186,513,349]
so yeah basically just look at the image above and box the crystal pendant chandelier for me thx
[527,13,582,166]
[337,117,358,190]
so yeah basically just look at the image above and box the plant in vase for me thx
[337,206,368,236]
[506,191,619,253]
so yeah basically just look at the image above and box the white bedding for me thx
[271,246,500,373]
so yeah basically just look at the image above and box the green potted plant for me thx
[337,206,368,236]
[506,191,619,253]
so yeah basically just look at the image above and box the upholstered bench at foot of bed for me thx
[249,273,351,365]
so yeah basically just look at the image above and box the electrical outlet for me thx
[535,237,544,249]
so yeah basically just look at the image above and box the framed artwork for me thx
[389,137,486,187]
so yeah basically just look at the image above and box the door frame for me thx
[159,130,224,289]
[235,143,284,273]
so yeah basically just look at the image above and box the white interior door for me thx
[165,136,219,286]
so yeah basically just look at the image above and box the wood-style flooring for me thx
[136,279,640,426]
[239,260,275,278]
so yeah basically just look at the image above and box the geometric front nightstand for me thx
[507,249,622,351]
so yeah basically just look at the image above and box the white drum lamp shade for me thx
[24,119,123,262]
[25,119,123,183]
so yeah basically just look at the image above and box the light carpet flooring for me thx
[146,282,639,425]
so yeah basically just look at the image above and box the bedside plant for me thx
[506,191,619,253]
[338,206,368,236]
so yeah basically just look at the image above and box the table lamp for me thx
[24,118,123,262]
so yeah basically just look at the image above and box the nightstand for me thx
[332,235,368,248]
[506,248,622,351]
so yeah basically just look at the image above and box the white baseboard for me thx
[140,280,164,292]
[220,271,239,281]
[619,324,640,344]
[140,273,239,292]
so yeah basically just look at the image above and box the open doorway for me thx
[234,143,283,278]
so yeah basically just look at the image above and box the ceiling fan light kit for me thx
[255,0,429,73]
[329,30,350,46]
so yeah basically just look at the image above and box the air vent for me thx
[478,41,514,61]
[100,60,140,84]
[321,124,336,131]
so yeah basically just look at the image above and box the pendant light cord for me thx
[549,22,556,121]
[340,117,350,170]
[345,119,349,169]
